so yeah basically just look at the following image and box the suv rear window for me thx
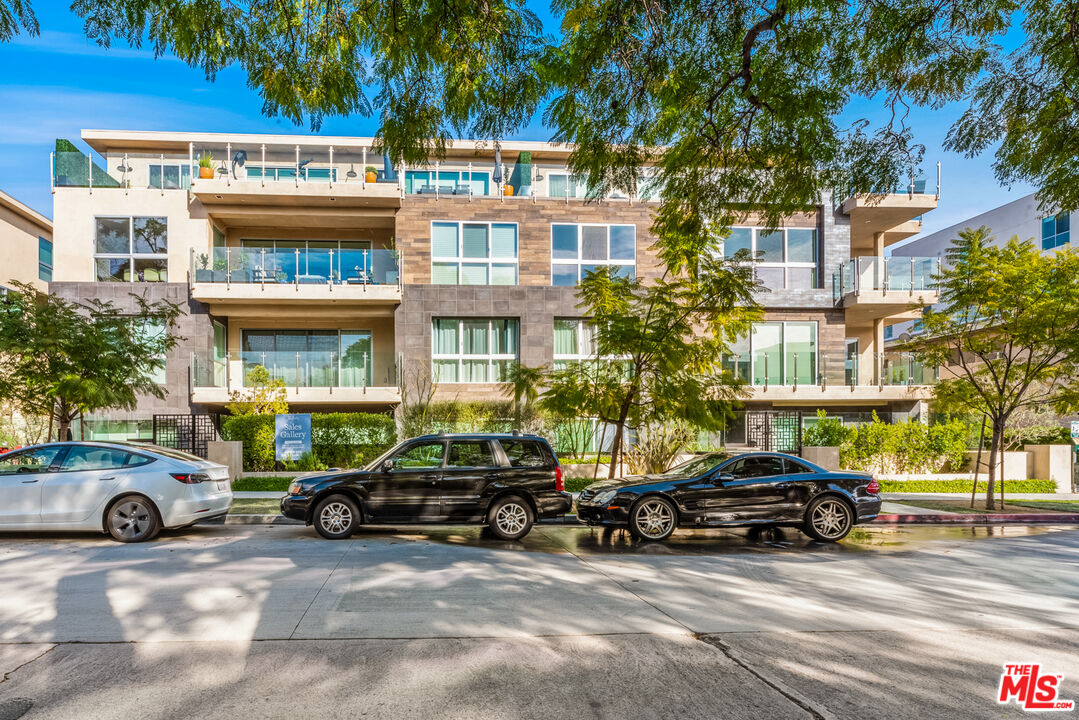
[499,439,549,468]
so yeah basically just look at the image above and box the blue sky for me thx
[0,4,1034,247]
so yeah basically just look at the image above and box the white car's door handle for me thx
[20,478,39,484]
[99,476,116,481]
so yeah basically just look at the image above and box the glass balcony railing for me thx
[191,350,398,389]
[833,256,940,301]
[190,247,401,288]
[721,349,936,388]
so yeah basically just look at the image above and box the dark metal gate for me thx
[746,411,803,453]
[152,414,221,458]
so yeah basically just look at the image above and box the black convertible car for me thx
[576,451,881,542]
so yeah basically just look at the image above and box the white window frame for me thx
[431,221,519,286]
[148,162,191,190]
[550,223,636,286]
[553,318,596,369]
[723,226,819,290]
[94,216,168,283]
[432,318,519,383]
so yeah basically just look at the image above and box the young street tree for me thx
[541,249,761,479]
[0,281,183,440]
[226,365,289,416]
[904,227,1079,509]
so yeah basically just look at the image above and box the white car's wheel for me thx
[106,495,161,543]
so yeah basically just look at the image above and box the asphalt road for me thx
[0,523,1077,719]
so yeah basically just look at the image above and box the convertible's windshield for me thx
[661,452,730,478]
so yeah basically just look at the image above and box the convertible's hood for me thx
[582,474,666,492]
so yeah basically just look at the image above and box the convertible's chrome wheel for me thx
[495,502,528,535]
[634,499,675,540]
[108,498,157,542]
[319,502,353,535]
[808,498,852,541]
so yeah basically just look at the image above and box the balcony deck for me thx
[192,384,400,406]
[190,280,401,306]
[745,383,935,406]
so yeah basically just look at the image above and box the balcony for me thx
[724,350,937,405]
[190,350,400,406]
[836,172,941,253]
[189,247,401,306]
[832,256,940,322]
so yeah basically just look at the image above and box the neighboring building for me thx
[0,189,53,293]
[49,130,940,446]
[889,191,1071,342]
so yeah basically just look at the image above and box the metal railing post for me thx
[260,144,266,186]
[468,162,473,201]
[50,152,55,192]
[226,351,232,390]
[363,351,368,393]
[294,248,300,289]
[435,160,440,200]
[188,142,194,183]
[328,146,334,188]
[225,247,231,286]
[329,250,334,291]
[936,161,941,200]
[260,248,266,289]
[764,354,769,390]
[910,258,915,292]
[792,352,798,389]
[88,152,92,194]
[295,145,300,187]
[330,351,335,394]
[226,143,231,186]
[123,153,130,193]
[296,352,301,390]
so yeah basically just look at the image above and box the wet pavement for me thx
[0,523,1076,718]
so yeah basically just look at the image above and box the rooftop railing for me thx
[190,247,401,290]
[833,256,940,302]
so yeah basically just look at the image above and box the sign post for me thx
[275,413,312,462]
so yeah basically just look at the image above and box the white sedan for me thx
[0,442,233,542]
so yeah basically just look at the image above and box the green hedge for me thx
[221,412,396,471]
[879,479,1057,494]
[565,477,594,493]
[231,476,294,492]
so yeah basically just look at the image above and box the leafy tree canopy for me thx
[226,365,289,416]
[0,281,182,439]
[8,1,1071,253]
[904,227,1079,507]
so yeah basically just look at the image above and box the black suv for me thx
[281,433,571,540]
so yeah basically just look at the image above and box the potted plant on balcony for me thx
[195,253,213,282]
[198,151,215,180]
[385,242,400,286]
[230,251,252,283]
[503,183,515,196]
[364,165,378,183]
[212,256,228,282]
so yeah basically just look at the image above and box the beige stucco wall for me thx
[51,187,211,283]
[0,200,51,291]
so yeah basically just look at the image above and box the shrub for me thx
[840,413,970,474]
[281,452,327,472]
[878,479,1057,493]
[803,410,852,447]
[1006,425,1071,448]
[221,412,396,471]
[624,421,694,474]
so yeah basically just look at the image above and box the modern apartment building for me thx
[48,130,941,445]
[0,189,53,293]
[888,191,1072,343]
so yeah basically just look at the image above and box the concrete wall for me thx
[1025,444,1074,493]
[0,195,51,292]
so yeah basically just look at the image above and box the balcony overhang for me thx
[192,385,400,406]
[745,384,934,406]
[836,290,939,323]
[191,179,399,230]
[842,194,938,251]
[191,282,401,310]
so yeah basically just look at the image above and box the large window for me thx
[95,216,168,282]
[431,222,518,285]
[1042,212,1070,250]
[432,318,519,382]
[241,329,373,387]
[149,163,191,189]
[406,170,489,195]
[722,321,818,386]
[551,224,636,286]
[137,319,167,385]
[723,227,818,290]
[38,237,52,282]
[553,318,597,370]
[548,173,588,198]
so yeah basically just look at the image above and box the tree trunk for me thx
[608,421,625,480]
[985,422,1002,511]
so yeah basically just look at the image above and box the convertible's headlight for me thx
[592,490,618,506]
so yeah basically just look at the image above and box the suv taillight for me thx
[866,478,880,494]
[171,472,210,484]
[555,465,564,492]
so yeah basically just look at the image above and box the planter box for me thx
[194,268,214,282]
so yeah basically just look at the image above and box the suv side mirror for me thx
[381,459,395,473]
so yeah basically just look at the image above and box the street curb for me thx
[225,514,303,525]
[872,513,1079,525]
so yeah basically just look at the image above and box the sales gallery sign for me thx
[275,413,312,461]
